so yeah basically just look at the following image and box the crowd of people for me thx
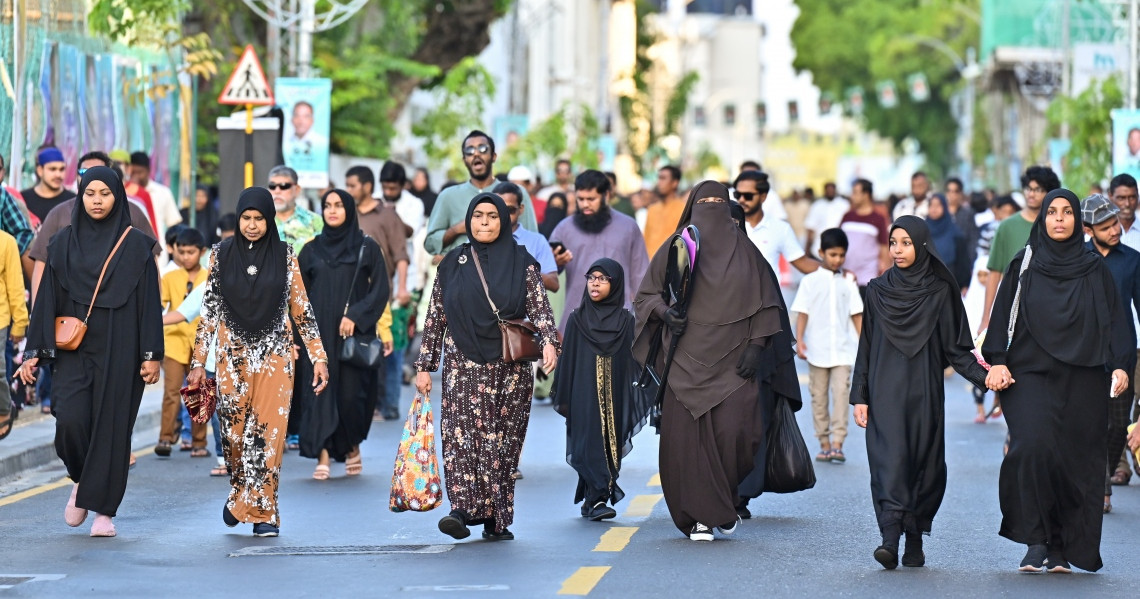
[2,128,1140,575]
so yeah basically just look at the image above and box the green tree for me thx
[1046,75,1123,194]
[411,58,497,180]
[791,0,979,175]
[498,104,602,177]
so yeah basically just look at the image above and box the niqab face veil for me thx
[576,259,631,356]
[1019,188,1111,366]
[217,187,289,342]
[438,193,537,364]
[866,216,966,358]
[313,189,364,265]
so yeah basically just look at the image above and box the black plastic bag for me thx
[763,397,816,493]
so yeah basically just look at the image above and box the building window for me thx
[756,102,767,127]
[788,101,799,124]
[694,106,706,127]
[724,103,736,126]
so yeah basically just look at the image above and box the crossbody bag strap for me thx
[343,243,367,316]
[469,246,500,317]
[84,228,133,324]
[1006,245,1033,350]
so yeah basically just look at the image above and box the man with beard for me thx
[550,170,648,331]
[736,170,819,275]
[424,130,537,256]
[21,147,75,223]
[267,165,323,255]
[891,171,932,220]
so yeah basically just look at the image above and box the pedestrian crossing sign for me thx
[218,45,275,106]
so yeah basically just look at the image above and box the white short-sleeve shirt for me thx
[746,215,805,269]
[789,268,863,368]
[804,197,851,254]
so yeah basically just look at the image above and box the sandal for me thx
[313,464,330,480]
[210,464,228,477]
[180,441,192,452]
[0,409,16,441]
[815,450,832,462]
[154,441,172,457]
[345,452,362,476]
[190,447,210,458]
[830,449,846,463]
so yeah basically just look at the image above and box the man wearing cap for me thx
[21,147,75,223]
[128,151,182,252]
[508,165,544,222]
[1082,193,1140,514]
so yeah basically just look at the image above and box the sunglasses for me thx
[77,167,88,177]
[267,182,294,191]
[586,274,612,283]
[733,191,758,201]
[463,144,491,156]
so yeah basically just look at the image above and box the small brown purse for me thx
[55,228,132,351]
[469,247,542,363]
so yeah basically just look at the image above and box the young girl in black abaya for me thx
[982,189,1131,574]
[852,216,990,569]
[553,259,653,521]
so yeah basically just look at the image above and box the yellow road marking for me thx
[0,477,70,508]
[647,473,660,487]
[622,493,663,518]
[558,566,611,596]
[593,526,637,552]
[133,445,155,458]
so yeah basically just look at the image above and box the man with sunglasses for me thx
[267,165,323,255]
[735,170,818,275]
[423,130,537,257]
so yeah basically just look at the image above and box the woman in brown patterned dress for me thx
[415,193,559,541]
[188,187,329,538]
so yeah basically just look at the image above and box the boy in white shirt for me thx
[791,228,863,464]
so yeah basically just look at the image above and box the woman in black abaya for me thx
[18,166,163,538]
[851,216,988,569]
[554,259,653,520]
[982,189,1131,574]
[298,189,390,479]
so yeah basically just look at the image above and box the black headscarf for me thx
[1019,188,1110,366]
[574,259,631,356]
[866,215,967,358]
[312,189,364,265]
[540,192,569,238]
[183,184,220,245]
[216,187,289,342]
[438,193,538,364]
[925,193,962,265]
[728,200,746,232]
[54,166,142,307]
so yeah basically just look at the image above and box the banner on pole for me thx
[907,73,930,102]
[277,77,332,189]
[876,80,898,108]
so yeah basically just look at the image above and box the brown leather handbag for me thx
[469,247,542,363]
[55,228,132,351]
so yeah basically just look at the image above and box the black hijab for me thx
[575,259,631,356]
[540,192,569,238]
[866,215,967,358]
[184,184,220,244]
[216,187,289,341]
[438,193,537,364]
[55,166,141,307]
[926,193,962,265]
[312,189,364,265]
[1019,188,1110,366]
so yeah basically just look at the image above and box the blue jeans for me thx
[205,371,222,457]
[36,362,52,408]
[383,350,402,416]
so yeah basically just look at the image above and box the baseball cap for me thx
[1081,194,1119,225]
[507,165,534,182]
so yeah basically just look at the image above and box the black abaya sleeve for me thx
[24,261,61,362]
[851,302,873,406]
[137,260,164,362]
[981,254,1023,367]
[938,295,986,389]
[344,240,389,333]
[551,316,579,423]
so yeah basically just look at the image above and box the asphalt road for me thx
[0,365,1137,598]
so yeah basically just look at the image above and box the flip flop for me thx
[830,449,846,463]
[0,408,16,441]
[815,450,832,462]
[190,448,210,458]
[345,453,362,476]
[210,464,229,477]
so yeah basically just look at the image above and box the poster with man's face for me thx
[1112,109,1140,181]
[277,77,331,188]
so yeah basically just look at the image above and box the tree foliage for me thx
[498,104,602,177]
[1046,75,1123,193]
[411,58,497,180]
[791,0,979,174]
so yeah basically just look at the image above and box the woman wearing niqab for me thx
[189,187,328,537]
[297,189,390,477]
[554,259,653,520]
[982,189,1131,573]
[852,215,989,569]
[632,180,784,541]
[19,166,163,537]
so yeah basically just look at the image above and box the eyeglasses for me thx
[463,144,491,156]
[1024,185,1044,194]
[267,182,294,191]
[586,274,612,283]
[733,191,758,201]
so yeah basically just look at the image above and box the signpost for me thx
[218,45,275,187]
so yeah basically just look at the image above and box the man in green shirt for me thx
[979,166,1060,334]
[268,165,323,254]
[423,130,537,256]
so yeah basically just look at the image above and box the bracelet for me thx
[314,358,328,364]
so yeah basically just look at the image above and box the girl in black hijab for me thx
[19,166,163,538]
[554,259,653,521]
[982,188,1131,573]
[188,186,328,538]
[298,189,389,478]
[852,215,989,569]
[414,193,560,541]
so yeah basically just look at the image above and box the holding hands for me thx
[985,365,1015,391]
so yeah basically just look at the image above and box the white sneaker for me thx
[689,523,714,542]
[717,515,742,535]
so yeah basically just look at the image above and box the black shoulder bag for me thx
[339,244,385,369]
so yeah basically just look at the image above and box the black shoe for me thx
[252,523,279,537]
[586,502,617,521]
[222,505,239,528]
[154,442,172,457]
[689,523,714,542]
[1046,546,1071,573]
[901,533,925,567]
[1019,544,1047,573]
[735,499,752,520]
[874,545,899,569]
[580,503,590,518]
[875,519,902,569]
[438,510,471,540]
[482,525,514,541]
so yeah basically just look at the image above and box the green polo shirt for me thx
[423,180,538,255]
